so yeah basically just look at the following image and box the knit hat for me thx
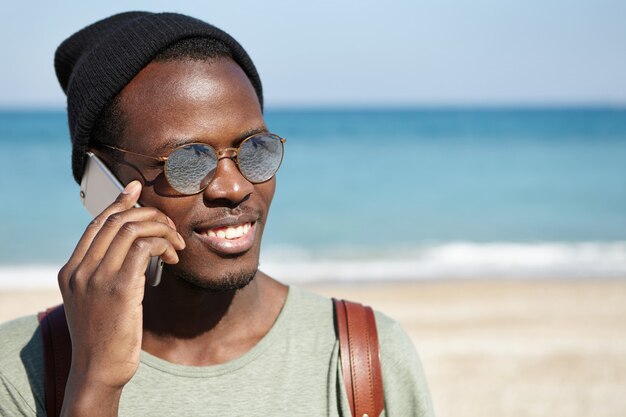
[54,11,263,184]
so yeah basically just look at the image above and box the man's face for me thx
[111,57,275,291]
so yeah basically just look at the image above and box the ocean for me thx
[1,108,625,288]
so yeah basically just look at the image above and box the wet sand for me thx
[1,279,625,417]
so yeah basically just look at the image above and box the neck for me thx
[142,271,259,338]
[141,269,288,365]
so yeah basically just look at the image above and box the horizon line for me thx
[2,103,626,112]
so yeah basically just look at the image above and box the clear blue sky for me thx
[3,0,626,108]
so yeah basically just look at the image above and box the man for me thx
[0,11,433,416]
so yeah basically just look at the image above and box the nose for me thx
[202,156,254,207]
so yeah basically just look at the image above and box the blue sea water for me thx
[1,108,625,285]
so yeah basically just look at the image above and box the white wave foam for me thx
[259,241,626,283]
[0,265,61,290]
[1,242,625,289]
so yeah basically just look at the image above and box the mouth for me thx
[205,222,253,239]
[193,220,258,255]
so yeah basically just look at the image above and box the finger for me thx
[72,232,178,297]
[96,221,184,275]
[59,181,142,292]
[109,237,179,291]
[66,217,183,294]
[65,181,143,270]
[80,206,180,269]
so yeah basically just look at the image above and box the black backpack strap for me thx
[333,298,385,417]
[38,305,72,417]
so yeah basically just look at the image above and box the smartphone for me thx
[80,151,164,286]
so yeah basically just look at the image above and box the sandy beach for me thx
[1,278,625,417]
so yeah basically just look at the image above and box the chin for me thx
[164,258,259,292]
[163,226,265,291]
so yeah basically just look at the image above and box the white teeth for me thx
[207,222,252,240]
[225,227,237,239]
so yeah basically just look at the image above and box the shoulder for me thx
[286,285,334,315]
[373,310,417,363]
[372,310,435,417]
[0,314,43,368]
[293,288,435,416]
[280,286,336,342]
[0,315,45,416]
[284,287,421,360]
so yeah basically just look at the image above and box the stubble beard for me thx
[164,263,259,292]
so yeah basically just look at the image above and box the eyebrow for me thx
[157,127,269,152]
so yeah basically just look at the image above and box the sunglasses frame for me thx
[95,132,286,195]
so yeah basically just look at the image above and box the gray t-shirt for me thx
[0,286,434,416]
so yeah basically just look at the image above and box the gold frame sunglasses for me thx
[97,132,286,195]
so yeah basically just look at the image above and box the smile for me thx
[194,221,257,255]
[205,222,252,240]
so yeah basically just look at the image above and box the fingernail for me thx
[166,216,176,228]
[177,232,186,247]
[123,180,141,194]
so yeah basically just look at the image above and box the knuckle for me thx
[131,238,150,253]
[57,264,71,286]
[71,268,89,284]
[86,217,102,230]
[105,212,124,227]
[85,268,113,293]
[121,222,138,236]
[146,207,163,219]
[58,264,69,280]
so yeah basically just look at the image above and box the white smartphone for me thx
[80,151,164,286]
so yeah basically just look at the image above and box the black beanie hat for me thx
[54,11,264,184]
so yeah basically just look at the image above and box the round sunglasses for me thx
[98,132,286,195]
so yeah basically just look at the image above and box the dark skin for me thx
[57,58,288,416]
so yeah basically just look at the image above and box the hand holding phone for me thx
[80,152,164,286]
[57,171,185,398]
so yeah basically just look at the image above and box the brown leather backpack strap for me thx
[38,304,72,417]
[333,298,384,417]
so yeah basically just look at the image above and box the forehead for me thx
[116,57,264,152]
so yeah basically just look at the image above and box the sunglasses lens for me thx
[165,144,217,194]
[238,134,284,183]
[163,134,284,194]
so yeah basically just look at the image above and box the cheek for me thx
[137,186,196,228]
[257,178,276,209]
[152,195,196,223]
